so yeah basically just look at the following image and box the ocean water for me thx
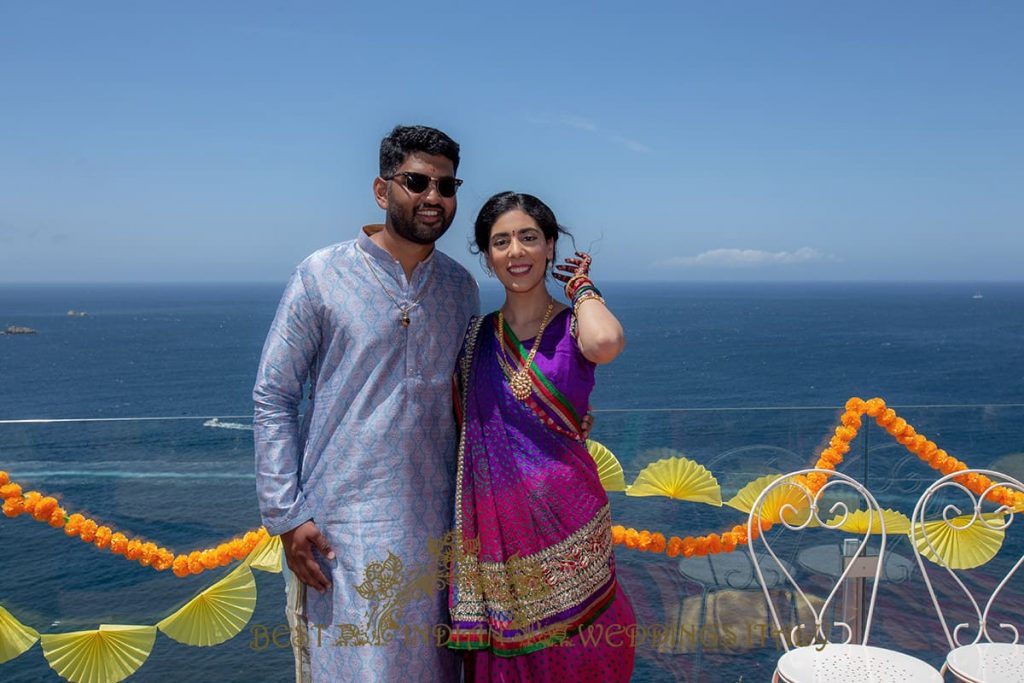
[2,281,1023,682]
[3,281,1023,419]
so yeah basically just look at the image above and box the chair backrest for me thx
[909,468,1024,649]
[747,468,888,651]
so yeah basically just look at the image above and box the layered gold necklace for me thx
[497,297,555,401]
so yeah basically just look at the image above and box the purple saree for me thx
[449,308,635,682]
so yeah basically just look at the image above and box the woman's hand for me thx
[553,251,592,293]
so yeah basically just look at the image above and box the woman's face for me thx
[486,209,555,295]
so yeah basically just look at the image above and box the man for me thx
[254,125,479,682]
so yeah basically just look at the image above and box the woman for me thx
[448,192,636,681]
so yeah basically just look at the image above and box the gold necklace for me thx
[497,297,555,401]
[356,243,432,327]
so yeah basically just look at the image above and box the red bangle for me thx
[565,275,593,300]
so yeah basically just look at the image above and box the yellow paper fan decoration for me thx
[824,508,911,535]
[157,563,257,646]
[586,439,626,492]
[626,457,722,506]
[725,474,784,513]
[40,624,156,683]
[726,474,813,525]
[914,513,1006,570]
[0,604,39,664]
[245,533,283,573]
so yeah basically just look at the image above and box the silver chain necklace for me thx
[356,243,432,327]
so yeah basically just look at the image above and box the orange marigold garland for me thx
[0,469,269,577]
[5,396,1022,570]
[610,396,1024,558]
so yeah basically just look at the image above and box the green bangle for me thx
[572,291,606,316]
[572,284,602,302]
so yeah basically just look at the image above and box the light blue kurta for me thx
[254,226,479,682]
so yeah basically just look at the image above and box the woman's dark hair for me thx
[472,192,573,263]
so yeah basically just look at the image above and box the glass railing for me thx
[2,404,1022,682]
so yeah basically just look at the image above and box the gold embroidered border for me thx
[451,505,613,627]
[453,314,485,568]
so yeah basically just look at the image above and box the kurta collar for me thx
[357,224,436,286]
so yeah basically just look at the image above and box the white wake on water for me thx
[203,418,253,431]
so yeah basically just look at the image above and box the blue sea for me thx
[2,281,1023,682]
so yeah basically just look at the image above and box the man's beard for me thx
[387,202,453,245]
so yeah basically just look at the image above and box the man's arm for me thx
[253,266,333,590]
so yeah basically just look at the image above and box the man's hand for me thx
[282,520,335,593]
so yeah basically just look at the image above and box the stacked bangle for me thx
[565,274,594,300]
[571,281,605,317]
[573,292,605,317]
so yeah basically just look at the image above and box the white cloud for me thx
[608,134,652,154]
[529,114,651,154]
[558,115,600,132]
[658,247,836,268]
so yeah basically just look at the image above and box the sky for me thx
[1,1,1021,283]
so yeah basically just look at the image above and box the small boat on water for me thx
[2,325,37,335]
[972,292,984,300]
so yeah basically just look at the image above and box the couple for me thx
[254,125,635,682]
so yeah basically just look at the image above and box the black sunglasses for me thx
[384,171,463,198]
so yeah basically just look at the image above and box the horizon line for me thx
[1,279,1022,287]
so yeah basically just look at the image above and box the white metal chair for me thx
[748,468,942,682]
[910,468,1024,682]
